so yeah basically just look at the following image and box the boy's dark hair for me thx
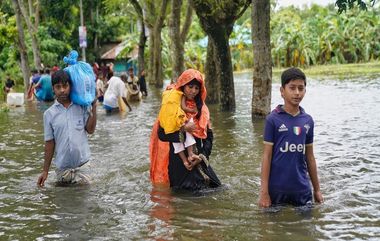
[52,70,71,86]
[281,67,306,87]
[128,67,134,71]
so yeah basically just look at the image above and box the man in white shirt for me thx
[103,75,132,113]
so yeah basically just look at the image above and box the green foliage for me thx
[335,0,377,13]
[270,4,380,67]
[1,0,380,87]
[0,104,10,113]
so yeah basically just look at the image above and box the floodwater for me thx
[0,73,379,240]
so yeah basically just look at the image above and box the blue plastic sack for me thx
[63,50,96,106]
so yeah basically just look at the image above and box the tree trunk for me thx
[205,38,219,104]
[169,0,183,82]
[12,0,30,92]
[93,5,99,53]
[211,26,235,111]
[251,0,272,118]
[191,0,250,111]
[19,0,41,69]
[152,26,163,87]
[197,15,235,110]
[28,0,33,16]
[169,0,193,82]
[147,27,155,85]
[130,0,147,77]
[137,20,146,77]
[152,0,169,88]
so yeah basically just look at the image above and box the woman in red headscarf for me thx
[150,69,221,191]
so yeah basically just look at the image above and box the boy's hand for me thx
[37,171,48,187]
[258,192,271,208]
[314,190,324,204]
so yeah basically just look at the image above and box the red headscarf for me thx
[149,69,210,185]
[174,69,210,139]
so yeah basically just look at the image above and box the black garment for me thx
[158,126,221,191]
[139,75,147,96]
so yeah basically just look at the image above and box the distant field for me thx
[273,61,380,79]
[240,61,380,80]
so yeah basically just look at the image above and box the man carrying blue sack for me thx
[37,70,97,186]
[63,50,96,107]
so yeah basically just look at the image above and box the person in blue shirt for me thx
[37,70,97,187]
[35,68,54,101]
[259,67,323,207]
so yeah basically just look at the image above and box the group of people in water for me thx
[34,62,323,209]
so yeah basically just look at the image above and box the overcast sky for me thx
[276,0,335,8]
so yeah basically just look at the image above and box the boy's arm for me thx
[37,140,55,187]
[85,101,97,134]
[259,143,273,208]
[305,144,324,203]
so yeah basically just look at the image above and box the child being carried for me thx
[158,86,201,168]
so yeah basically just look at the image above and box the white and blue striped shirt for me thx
[43,101,90,170]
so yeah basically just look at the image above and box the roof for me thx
[100,41,138,60]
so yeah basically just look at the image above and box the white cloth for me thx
[173,131,196,154]
[127,76,139,85]
[103,76,126,108]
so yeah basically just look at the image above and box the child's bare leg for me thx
[187,145,194,160]
[179,151,192,170]
[186,145,201,163]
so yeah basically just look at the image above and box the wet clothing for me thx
[35,74,54,101]
[264,105,314,205]
[103,76,126,108]
[55,162,91,185]
[96,79,105,102]
[31,75,41,85]
[150,69,221,191]
[43,101,90,171]
[127,75,139,85]
[157,125,221,191]
[158,89,186,134]
[139,75,147,96]
[270,189,312,206]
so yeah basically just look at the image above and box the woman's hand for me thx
[183,121,196,133]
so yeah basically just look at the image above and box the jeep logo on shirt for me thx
[280,141,305,154]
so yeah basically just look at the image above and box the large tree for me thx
[17,0,42,69]
[130,0,147,78]
[191,0,250,111]
[11,0,30,91]
[251,0,271,118]
[144,0,169,88]
[169,0,193,82]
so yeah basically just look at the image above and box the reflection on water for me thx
[0,74,379,240]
